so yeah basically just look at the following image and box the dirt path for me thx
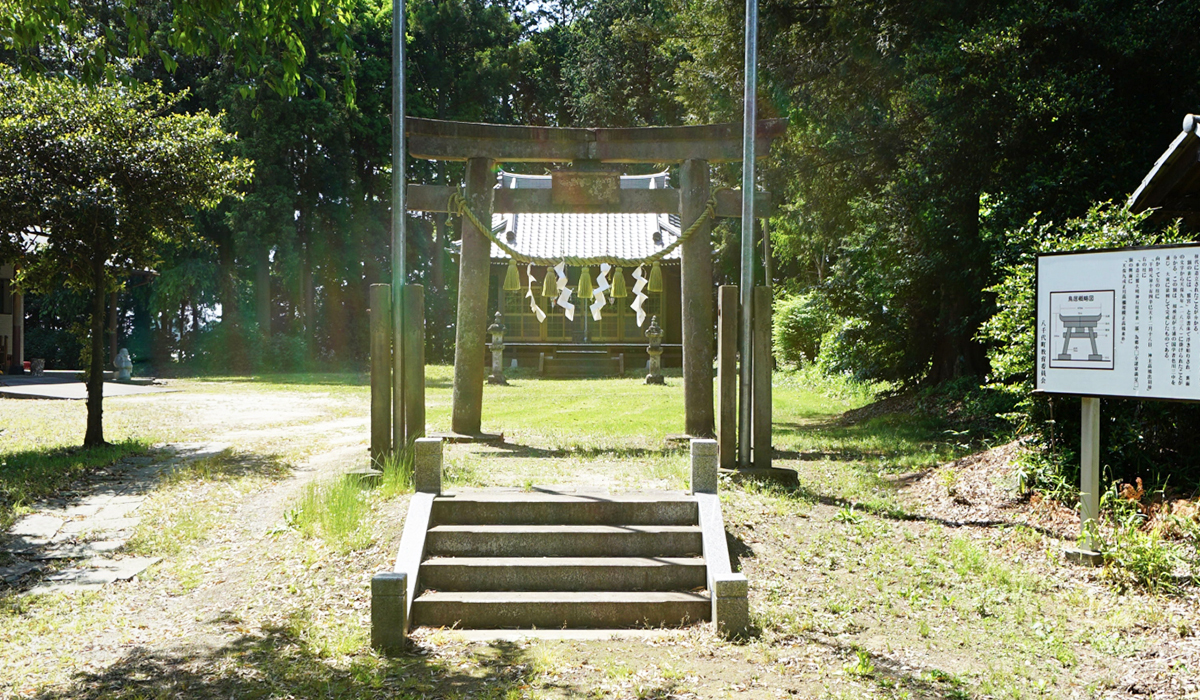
[0,387,399,697]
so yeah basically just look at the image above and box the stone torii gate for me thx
[403,117,786,441]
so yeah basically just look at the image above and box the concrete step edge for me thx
[426,525,701,534]
[421,556,706,567]
[415,591,711,603]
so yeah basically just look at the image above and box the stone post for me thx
[487,311,508,385]
[414,437,443,494]
[752,286,772,469]
[402,284,426,443]
[645,315,665,385]
[371,571,408,654]
[717,286,738,469]
[452,157,494,435]
[690,438,718,494]
[680,159,714,437]
[370,284,392,464]
[713,575,750,638]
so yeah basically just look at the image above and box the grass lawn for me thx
[0,368,1196,699]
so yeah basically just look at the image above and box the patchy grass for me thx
[0,440,149,531]
[126,451,290,562]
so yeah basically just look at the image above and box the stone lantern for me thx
[645,315,664,385]
[487,312,508,385]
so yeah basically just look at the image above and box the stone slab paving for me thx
[25,557,161,596]
[0,442,228,594]
[0,376,177,400]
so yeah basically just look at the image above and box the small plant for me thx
[842,649,874,677]
[834,504,864,525]
[1100,481,1183,593]
[939,469,960,498]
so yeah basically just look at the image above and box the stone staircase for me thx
[541,349,623,378]
[411,491,709,628]
[370,438,747,651]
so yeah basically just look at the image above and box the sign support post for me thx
[1066,397,1103,564]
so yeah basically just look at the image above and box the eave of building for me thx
[489,170,682,264]
[1129,114,1200,216]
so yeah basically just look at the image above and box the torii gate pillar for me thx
[681,159,715,438]
[451,157,494,435]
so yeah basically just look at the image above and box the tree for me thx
[563,0,687,127]
[675,0,1200,385]
[0,67,252,445]
[0,0,357,100]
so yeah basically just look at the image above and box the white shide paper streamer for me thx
[630,265,649,327]
[590,263,611,321]
[526,263,547,323]
[553,261,575,321]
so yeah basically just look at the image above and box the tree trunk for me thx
[431,161,448,289]
[108,291,118,368]
[431,213,446,290]
[84,257,107,447]
[216,232,246,372]
[302,240,315,358]
[256,246,271,341]
[927,187,989,384]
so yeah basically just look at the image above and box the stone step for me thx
[431,492,697,526]
[420,556,707,592]
[544,365,621,378]
[424,524,702,558]
[411,591,711,629]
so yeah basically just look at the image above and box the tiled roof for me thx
[490,170,682,263]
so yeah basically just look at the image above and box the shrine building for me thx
[485,170,683,377]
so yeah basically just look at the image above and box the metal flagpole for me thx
[737,0,758,467]
[391,0,407,451]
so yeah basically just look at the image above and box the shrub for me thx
[816,316,907,382]
[772,291,834,366]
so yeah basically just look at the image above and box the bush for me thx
[772,291,833,366]
[816,316,907,382]
[263,333,311,373]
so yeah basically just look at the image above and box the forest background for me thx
[5,0,1200,496]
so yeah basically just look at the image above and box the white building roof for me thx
[490,171,682,263]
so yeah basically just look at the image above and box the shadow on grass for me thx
[485,442,683,460]
[1,447,293,595]
[31,625,582,700]
[741,477,1067,542]
[28,618,971,700]
[190,372,372,387]
[0,441,149,531]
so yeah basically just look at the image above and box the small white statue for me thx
[115,348,133,382]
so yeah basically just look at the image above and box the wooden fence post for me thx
[370,283,392,463]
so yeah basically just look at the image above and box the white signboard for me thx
[1036,246,1200,399]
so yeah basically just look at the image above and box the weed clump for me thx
[286,476,372,553]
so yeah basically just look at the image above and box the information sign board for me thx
[1036,245,1200,400]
